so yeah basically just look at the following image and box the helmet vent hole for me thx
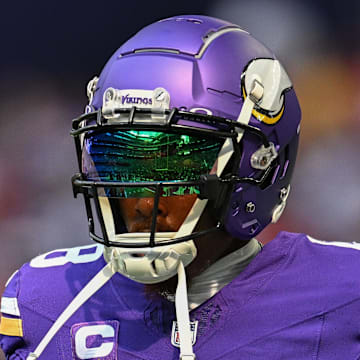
[250,223,259,235]
[186,19,202,24]
[159,17,203,24]
[259,163,280,190]
[175,18,202,25]
[271,165,281,185]
[280,145,291,180]
[280,160,290,179]
[232,209,240,217]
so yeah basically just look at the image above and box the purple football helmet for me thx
[71,15,301,250]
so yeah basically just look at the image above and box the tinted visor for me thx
[82,130,224,198]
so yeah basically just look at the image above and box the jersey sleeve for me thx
[0,270,28,359]
[1,244,106,360]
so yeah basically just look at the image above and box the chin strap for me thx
[236,79,264,141]
[175,262,195,360]
[26,261,117,360]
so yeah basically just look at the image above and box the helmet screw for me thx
[155,88,166,102]
[246,202,256,213]
[105,89,114,102]
[156,91,165,101]
[260,156,268,167]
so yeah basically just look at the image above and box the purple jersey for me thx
[1,231,360,359]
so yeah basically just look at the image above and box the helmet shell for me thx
[90,15,301,240]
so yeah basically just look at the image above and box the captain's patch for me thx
[71,320,119,360]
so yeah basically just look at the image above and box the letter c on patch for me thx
[75,324,115,359]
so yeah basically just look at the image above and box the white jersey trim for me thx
[5,270,19,287]
[1,297,20,317]
[307,236,360,251]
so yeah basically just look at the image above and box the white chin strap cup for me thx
[103,240,197,284]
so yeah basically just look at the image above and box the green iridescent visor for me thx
[82,130,224,198]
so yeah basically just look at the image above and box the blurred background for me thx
[0,1,359,356]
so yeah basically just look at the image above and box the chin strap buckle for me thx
[180,355,196,360]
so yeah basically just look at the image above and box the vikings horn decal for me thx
[241,58,292,125]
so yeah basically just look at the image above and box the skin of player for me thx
[118,194,198,233]
[118,195,248,294]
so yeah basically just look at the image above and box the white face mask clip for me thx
[84,76,99,114]
[251,142,277,170]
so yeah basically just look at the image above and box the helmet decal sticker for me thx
[241,58,292,125]
[102,88,170,119]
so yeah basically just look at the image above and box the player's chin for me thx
[143,275,178,300]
